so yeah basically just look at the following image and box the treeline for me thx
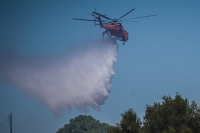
[57,93,200,133]
[107,93,200,133]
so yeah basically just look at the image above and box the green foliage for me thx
[107,108,142,133]
[106,126,121,133]
[56,115,111,133]
[142,93,200,133]
[57,93,200,133]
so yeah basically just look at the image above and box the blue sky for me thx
[1,0,200,133]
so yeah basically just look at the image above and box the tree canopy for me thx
[142,93,200,133]
[107,93,200,133]
[57,93,200,133]
[56,115,111,133]
[107,108,141,133]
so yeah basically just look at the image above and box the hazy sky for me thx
[1,0,200,133]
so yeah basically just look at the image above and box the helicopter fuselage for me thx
[99,17,128,42]
[102,24,128,42]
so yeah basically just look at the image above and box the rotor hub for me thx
[113,19,118,23]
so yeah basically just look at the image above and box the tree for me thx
[57,93,200,132]
[142,93,200,133]
[106,126,121,133]
[107,108,142,133]
[56,115,111,133]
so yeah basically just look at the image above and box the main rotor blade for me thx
[73,18,107,22]
[96,23,110,25]
[118,8,136,20]
[92,12,112,20]
[73,18,99,21]
[119,20,138,22]
[122,14,158,20]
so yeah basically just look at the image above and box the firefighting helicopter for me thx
[73,8,157,45]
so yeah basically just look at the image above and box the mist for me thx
[0,38,118,115]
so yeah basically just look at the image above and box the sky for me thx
[0,0,200,133]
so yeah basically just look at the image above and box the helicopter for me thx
[73,8,157,45]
